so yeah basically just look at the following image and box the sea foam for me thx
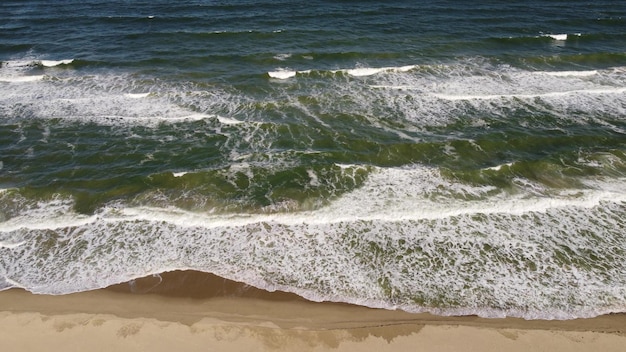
[1,168,625,320]
[268,70,297,79]
[543,33,568,40]
[0,75,44,83]
[40,59,74,67]
[538,70,598,77]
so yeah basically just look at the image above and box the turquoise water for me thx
[1,0,626,319]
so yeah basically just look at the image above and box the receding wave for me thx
[106,270,305,300]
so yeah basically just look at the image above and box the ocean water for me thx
[1,0,626,320]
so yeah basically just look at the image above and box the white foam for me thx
[0,67,257,128]
[65,166,623,231]
[319,166,626,222]
[172,172,188,177]
[346,67,385,77]
[484,162,514,171]
[215,115,243,125]
[538,70,598,77]
[124,93,150,99]
[0,241,27,249]
[335,163,359,169]
[174,114,242,124]
[544,33,568,40]
[346,65,416,77]
[1,58,625,319]
[431,87,626,101]
[98,113,217,123]
[306,169,320,187]
[40,59,74,67]
[0,277,23,291]
[2,164,626,319]
[268,70,297,79]
[256,60,623,131]
[0,213,97,232]
[369,85,422,90]
[0,196,97,232]
[266,64,417,80]
[273,53,292,61]
[0,75,44,82]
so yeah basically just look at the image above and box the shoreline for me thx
[1,271,625,351]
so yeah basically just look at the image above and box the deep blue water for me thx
[1,0,626,319]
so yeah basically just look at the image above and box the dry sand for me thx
[1,271,624,351]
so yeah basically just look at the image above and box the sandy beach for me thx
[1,271,624,351]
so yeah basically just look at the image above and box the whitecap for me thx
[40,59,74,67]
[273,53,292,61]
[346,67,386,77]
[268,70,297,79]
[543,33,568,40]
[346,65,416,77]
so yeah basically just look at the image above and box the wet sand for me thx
[1,271,624,351]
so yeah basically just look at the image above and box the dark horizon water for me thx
[1,0,626,320]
